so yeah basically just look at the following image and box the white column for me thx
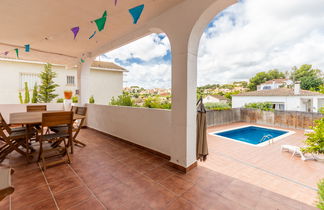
[77,58,93,105]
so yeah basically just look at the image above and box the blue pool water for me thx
[214,126,288,145]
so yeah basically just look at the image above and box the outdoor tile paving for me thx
[0,126,319,209]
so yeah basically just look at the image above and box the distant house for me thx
[232,84,324,112]
[203,95,228,104]
[0,58,127,104]
[257,79,293,91]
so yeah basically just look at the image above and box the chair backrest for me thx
[27,105,47,112]
[41,112,73,128]
[0,113,11,134]
[75,107,87,116]
[71,106,78,113]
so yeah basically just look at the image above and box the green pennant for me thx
[94,11,107,32]
[81,58,85,63]
[15,48,19,58]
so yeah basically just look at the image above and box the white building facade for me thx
[232,87,324,112]
[0,59,126,105]
[203,95,228,104]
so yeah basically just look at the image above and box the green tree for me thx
[318,179,324,210]
[301,117,324,155]
[204,102,230,111]
[143,96,171,109]
[24,82,30,104]
[18,92,23,104]
[38,64,59,103]
[31,83,38,103]
[290,64,323,90]
[248,69,285,91]
[109,93,134,106]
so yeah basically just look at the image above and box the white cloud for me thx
[198,0,324,86]
[100,0,324,88]
[103,34,169,62]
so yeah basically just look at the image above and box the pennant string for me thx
[94,11,107,32]
[25,44,30,52]
[89,31,97,39]
[129,4,144,24]
[71,26,80,40]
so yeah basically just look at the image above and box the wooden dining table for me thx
[9,111,85,125]
[9,111,85,160]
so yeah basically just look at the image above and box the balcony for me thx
[0,104,319,209]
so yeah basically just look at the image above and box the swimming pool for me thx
[210,126,294,146]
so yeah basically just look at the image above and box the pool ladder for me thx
[259,134,273,144]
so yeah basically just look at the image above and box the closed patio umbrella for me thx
[196,97,208,161]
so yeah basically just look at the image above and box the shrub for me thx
[89,96,95,104]
[244,102,273,111]
[319,107,324,114]
[24,82,30,104]
[72,96,78,103]
[204,102,231,111]
[56,98,64,103]
[31,83,38,103]
[301,117,324,155]
[109,94,134,106]
[318,179,324,210]
[18,92,23,104]
[143,96,171,109]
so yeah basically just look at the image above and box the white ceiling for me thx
[0,0,184,65]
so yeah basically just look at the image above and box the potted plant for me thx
[64,90,73,100]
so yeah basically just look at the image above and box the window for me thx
[20,73,40,90]
[273,103,285,110]
[67,76,75,86]
[262,86,272,90]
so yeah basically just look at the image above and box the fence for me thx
[207,108,323,129]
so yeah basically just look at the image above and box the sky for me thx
[101,0,324,89]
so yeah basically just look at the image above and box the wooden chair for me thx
[38,112,73,170]
[51,107,87,154]
[26,105,47,112]
[0,168,14,201]
[0,113,36,162]
[71,106,78,113]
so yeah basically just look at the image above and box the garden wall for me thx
[207,108,323,129]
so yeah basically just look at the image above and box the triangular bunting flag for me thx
[25,44,30,52]
[114,0,118,6]
[81,58,85,63]
[71,27,80,40]
[129,4,144,24]
[15,49,19,58]
[89,31,96,39]
[94,11,107,32]
[4,51,9,56]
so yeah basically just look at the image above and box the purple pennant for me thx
[4,51,9,56]
[71,26,80,40]
[114,0,117,6]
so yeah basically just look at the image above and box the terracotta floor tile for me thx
[49,176,83,194]
[22,198,58,210]
[0,197,10,210]
[165,198,202,210]
[67,197,105,210]
[11,185,53,209]
[54,186,92,209]
[96,182,136,209]
[43,164,77,183]
[139,184,177,209]
[144,167,174,183]
[159,175,194,195]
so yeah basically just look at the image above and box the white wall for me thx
[89,69,123,105]
[86,104,172,156]
[0,103,64,122]
[232,96,324,112]
[0,59,123,104]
